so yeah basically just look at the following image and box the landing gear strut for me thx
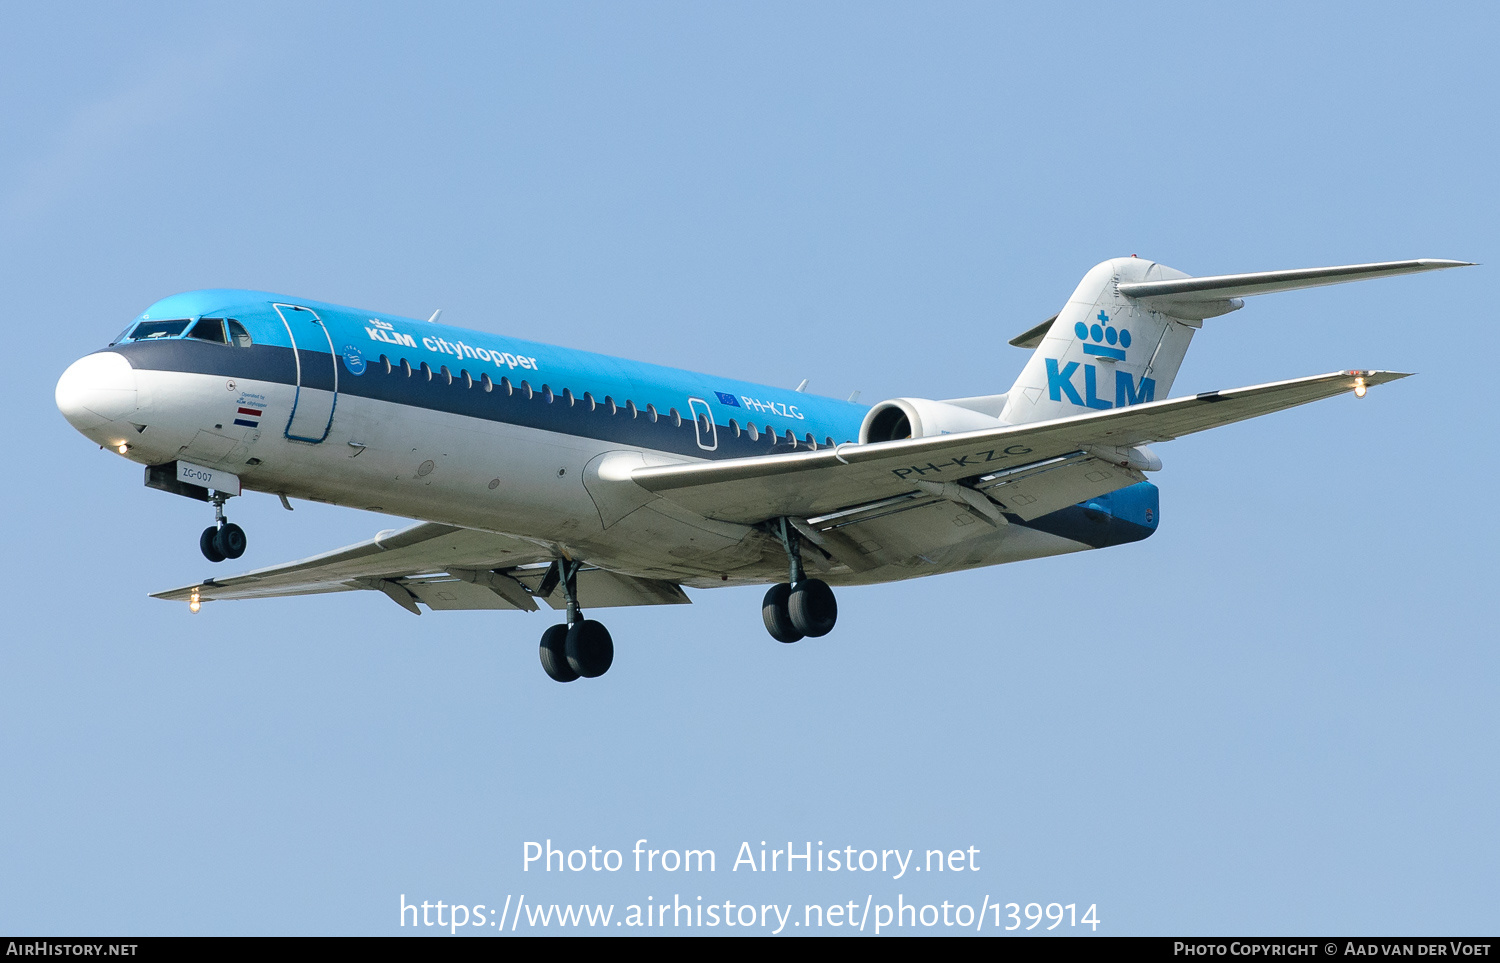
[762,518,837,643]
[538,558,614,683]
[199,492,247,562]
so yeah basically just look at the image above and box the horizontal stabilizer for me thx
[1119,259,1472,319]
[1009,314,1058,349]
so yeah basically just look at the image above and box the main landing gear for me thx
[199,492,247,563]
[762,518,838,644]
[538,559,614,683]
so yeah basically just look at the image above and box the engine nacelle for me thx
[859,397,1004,443]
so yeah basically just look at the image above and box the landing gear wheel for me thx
[566,619,614,678]
[762,583,803,643]
[789,578,837,638]
[213,522,247,560]
[200,526,226,563]
[539,624,578,683]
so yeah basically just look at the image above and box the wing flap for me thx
[978,455,1144,520]
[630,370,1407,523]
[402,576,531,611]
[523,569,690,608]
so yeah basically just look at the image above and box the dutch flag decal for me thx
[233,406,262,428]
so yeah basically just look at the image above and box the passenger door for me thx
[687,397,717,452]
[274,303,338,443]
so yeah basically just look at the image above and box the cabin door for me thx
[274,303,338,443]
[687,397,717,451]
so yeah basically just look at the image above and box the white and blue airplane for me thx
[56,256,1467,681]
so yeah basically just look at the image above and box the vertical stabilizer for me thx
[1001,257,1204,426]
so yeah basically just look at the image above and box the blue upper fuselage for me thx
[113,288,872,460]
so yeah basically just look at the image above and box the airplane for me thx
[55,255,1469,682]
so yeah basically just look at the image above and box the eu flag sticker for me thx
[713,391,740,407]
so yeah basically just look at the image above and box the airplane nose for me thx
[56,351,138,432]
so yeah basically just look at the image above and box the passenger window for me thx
[669,407,681,428]
[419,361,433,381]
[439,365,453,385]
[520,380,533,399]
[646,404,659,423]
[824,436,834,448]
[226,320,253,347]
[626,400,638,419]
[582,391,596,411]
[400,359,412,377]
[604,395,617,415]
[563,388,576,407]
[805,433,816,449]
[500,376,512,395]
[729,418,740,437]
[699,413,711,432]
[541,385,554,403]
[786,429,798,449]
[480,373,493,392]
[461,369,473,388]
[747,423,759,441]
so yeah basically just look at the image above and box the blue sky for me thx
[2,2,1495,935]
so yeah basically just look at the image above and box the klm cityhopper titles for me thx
[56,257,1469,681]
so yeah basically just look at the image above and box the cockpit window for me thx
[226,320,252,347]
[187,318,227,343]
[125,319,190,341]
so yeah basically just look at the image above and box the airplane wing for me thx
[152,521,689,613]
[630,370,1407,524]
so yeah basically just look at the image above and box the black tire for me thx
[200,526,225,562]
[539,624,578,682]
[566,619,614,678]
[762,583,803,643]
[214,522,247,560]
[789,578,837,638]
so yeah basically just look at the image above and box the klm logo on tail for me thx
[1047,311,1155,410]
[1078,310,1132,359]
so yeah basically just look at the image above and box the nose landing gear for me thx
[199,492,247,562]
[538,559,615,682]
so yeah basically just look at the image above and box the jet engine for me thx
[858,398,1004,443]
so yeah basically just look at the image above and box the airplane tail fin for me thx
[998,257,1470,426]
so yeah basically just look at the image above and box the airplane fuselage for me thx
[55,258,1459,681]
[57,288,1156,593]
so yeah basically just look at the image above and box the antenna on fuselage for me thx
[427,309,442,324]
[794,379,808,392]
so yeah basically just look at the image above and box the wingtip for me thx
[1349,369,1414,386]
[1417,259,1477,269]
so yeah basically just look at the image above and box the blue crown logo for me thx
[1075,311,1130,361]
